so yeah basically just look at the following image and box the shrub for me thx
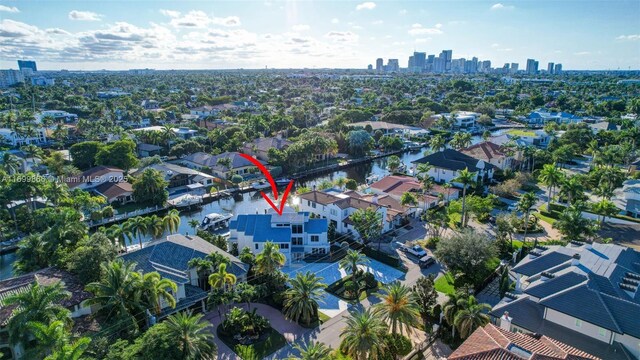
[102,206,115,218]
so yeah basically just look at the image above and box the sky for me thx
[0,0,639,71]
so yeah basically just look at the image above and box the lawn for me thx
[300,311,332,329]
[507,129,537,137]
[535,203,559,225]
[218,326,286,359]
[325,276,380,303]
[434,272,456,295]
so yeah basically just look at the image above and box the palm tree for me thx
[283,272,327,326]
[188,218,199,234]
[255,241,286,274]
[85,260,144,325]
[146,215,166,240]
[340,309,388,360]
[339,249,369,283]
[538,163,564,209]
[1,282,71,346]
[2,153,22,174]
[43,181,69,207]
[374,282,420,335]
[140,272,178,315]
[443,290,469,338]
[128,216,148,249]
[45,337,91,360]
[208,263,237,291]
[586,139,600,168]
[453,296,491,339]
[289,341,333,360]
[106,223,131,252]
[163,209,181,234]
[429,134,446,152]
[454,168,476,226]
[516,192,537,247]
[161,311,217,360]
[559,175,584,205]
[592,199,619,226]
[26,320,69,359]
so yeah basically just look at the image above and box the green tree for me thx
[132,168,169,206]
[538,163,564,208]
[1,282,71,346]
[386,155,401,173]
[208,263,237,291]
[255,241,287,274]
[553,203,597,242]
[161,311,217,360]
[289,341,333,360]
[374,282,420,335]
[454,168,476,226]
[140,272,178,315]
[453,296,491,339]
[412,275,438,326]
[45,337,91,360]
[592,199,619,225]
[350,207,383,243]
[516,192,537,247]
[429,134,446,152]
[434,230,496,278]
[283,272,327,326]
[25,320,69,359]
[345,179,358,191]
[400,192,418,207]
[69,141,103,170]
[340,309,388,360]
[66,232,118,284]
[339,249,369,283]
[163,209,181,234]
[128,216,149,249]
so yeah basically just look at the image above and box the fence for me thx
[87,205,168,227]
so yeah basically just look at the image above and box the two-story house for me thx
[64,165,126,190]
[298,190,395,240]
[460,141,516,171]
[411,149,496,187]
[132,163,215,192]
[181,152,262,180]
[242,136,292,162]
[369,175,459,207]
[0,127,47,147]
[489,242,640,360]
[229,209,329,263]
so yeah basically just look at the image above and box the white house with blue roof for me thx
[491,242,640,360]
[527,109,582,125]
[120,234,248,318]
[229,208,329,264]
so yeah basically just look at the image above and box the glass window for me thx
[254,244,259,250]
[292,224,303,234]
[311,235,319,242]
[292,237,303,245]
[575,319,582,328]
[598,328,606,337]
[279,243,289,249]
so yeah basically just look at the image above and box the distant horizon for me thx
[1,1,639,71]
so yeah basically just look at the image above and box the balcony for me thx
[292,246,305,253]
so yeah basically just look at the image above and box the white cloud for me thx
[331,18,339,24]
[491,43,499,48]
[0,19,40,37]
[616,34,640,41]
[355,2,376,11]
[169,11,240,28]
[415,38,431,43]
[292,24,310,32]
[212,16,241,27]
[491,3,514,10]
[68,10,102,21]
[159,9,181,18]
[325,31,359,42]
[398,9,407,15]
[574,51,591,56]
[408,23,443,36]
[352,25,364,30]
[0,5,19,13]
[46,28,71,35]
[372,20,384,25]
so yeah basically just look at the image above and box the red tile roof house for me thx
[63,165,134,204]
[460,141,517,171]
[449,323,599,360]
[369,175,460,208]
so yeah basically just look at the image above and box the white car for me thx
[406,245,427,258]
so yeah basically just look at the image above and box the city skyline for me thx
[0,0,639,71]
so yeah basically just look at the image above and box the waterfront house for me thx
[0,127,47,147]
[132,163,215,190]
[94,181,134,205]
[411,149,496,187]
[120,234,248,316]
[0,268,93,360]
[527,109,582,125]
[369,175,451,209]
[63,165,125,190]
[489,242,640,360]
[242,136,292,162]
[460,141,516,170]
[505,129,552,148]
[229,209,329,263]
[181,152,262,180]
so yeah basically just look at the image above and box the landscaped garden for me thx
[216,306,287,359]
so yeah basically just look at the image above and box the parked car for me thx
[406,245,427,258]
[419,256,435,268]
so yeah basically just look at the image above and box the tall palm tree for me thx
[163,209,181,234]
[283,272,327,326]
[161,311,217,360]
[538,163,564,209]
[43,181,69,207]
[2,282,72,346]
[453,296,491,339]
[374,282,420,335]
[592,199,619,226]
[340,309,388,360]
[2,153,22,174]
[429,134,446,152]
[559,175,584,205]
[454,168,476,226]
[106,223,131,252]
[146,215,165,240]
[208,263,237,291]
[140,272,178,315]
[289,341,333,360]
[443,290,469,338]
[25,320,69,359]
[85,260,144,325]
[128,216,148,249]
[45,337,91,360]
[516,192,537,247]
[586,139,600,168]
[339,249,369,283]
[255,241,286,274]
[188,218,199,234]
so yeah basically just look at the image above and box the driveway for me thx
[204,302,308,360]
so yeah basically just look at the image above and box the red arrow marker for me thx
[239,153,295,216]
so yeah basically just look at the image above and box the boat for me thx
[366,174,380,184]
[275,178,293,186]
[168,194,203,208]
[251,180,271,190]
[201,213,233,230]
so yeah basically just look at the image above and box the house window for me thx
[255,244,259,250]
[312,202,316,209]
[312,248,326,255]
[279,243,289,250]
[292,237,303,245]
[292,224,303,234]
[598,328,606,337]
[307,200,311,206]
[311,235,319,242]
[575,319,582,328]
[330,209,337,216]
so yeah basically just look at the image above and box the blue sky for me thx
[1,0,639,70]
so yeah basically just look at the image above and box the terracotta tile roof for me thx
[298,190,343,205]
[460,141,507,162]
[449,324,599,360]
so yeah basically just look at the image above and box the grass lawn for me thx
[218,326,286,359]
[434,272,456,295]
[300,311,332,329]
[507,129,537,137]
[326,277,379,303]
[535,204,558,225]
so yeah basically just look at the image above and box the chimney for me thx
[572,253,581,266]
[372,195,379,204]
[500,311,512,331]
[585,241,593,250]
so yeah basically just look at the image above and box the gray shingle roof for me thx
[512,252,573,276]
[412,149,496,172]
[524,271,588,299]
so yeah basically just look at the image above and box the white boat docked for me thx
[200,213,233,230]
[275,178,293,186]
[168,194,203,208]
[251,180,271,190]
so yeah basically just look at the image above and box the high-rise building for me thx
[375,58,384,72]
[367,64,373,70]
[408,55,415,69]
[440,50,452,71]
[451,58,465,73]
[526,59,539,75]
[547,62,555,74]
[0,70,25,88]
[554,63,562,75]
[426,55,435,72]
[510,63,519,73]
[433,57,445,73]
[387,59,399,72]
[18,60,37,72]
[413,52,426,70]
